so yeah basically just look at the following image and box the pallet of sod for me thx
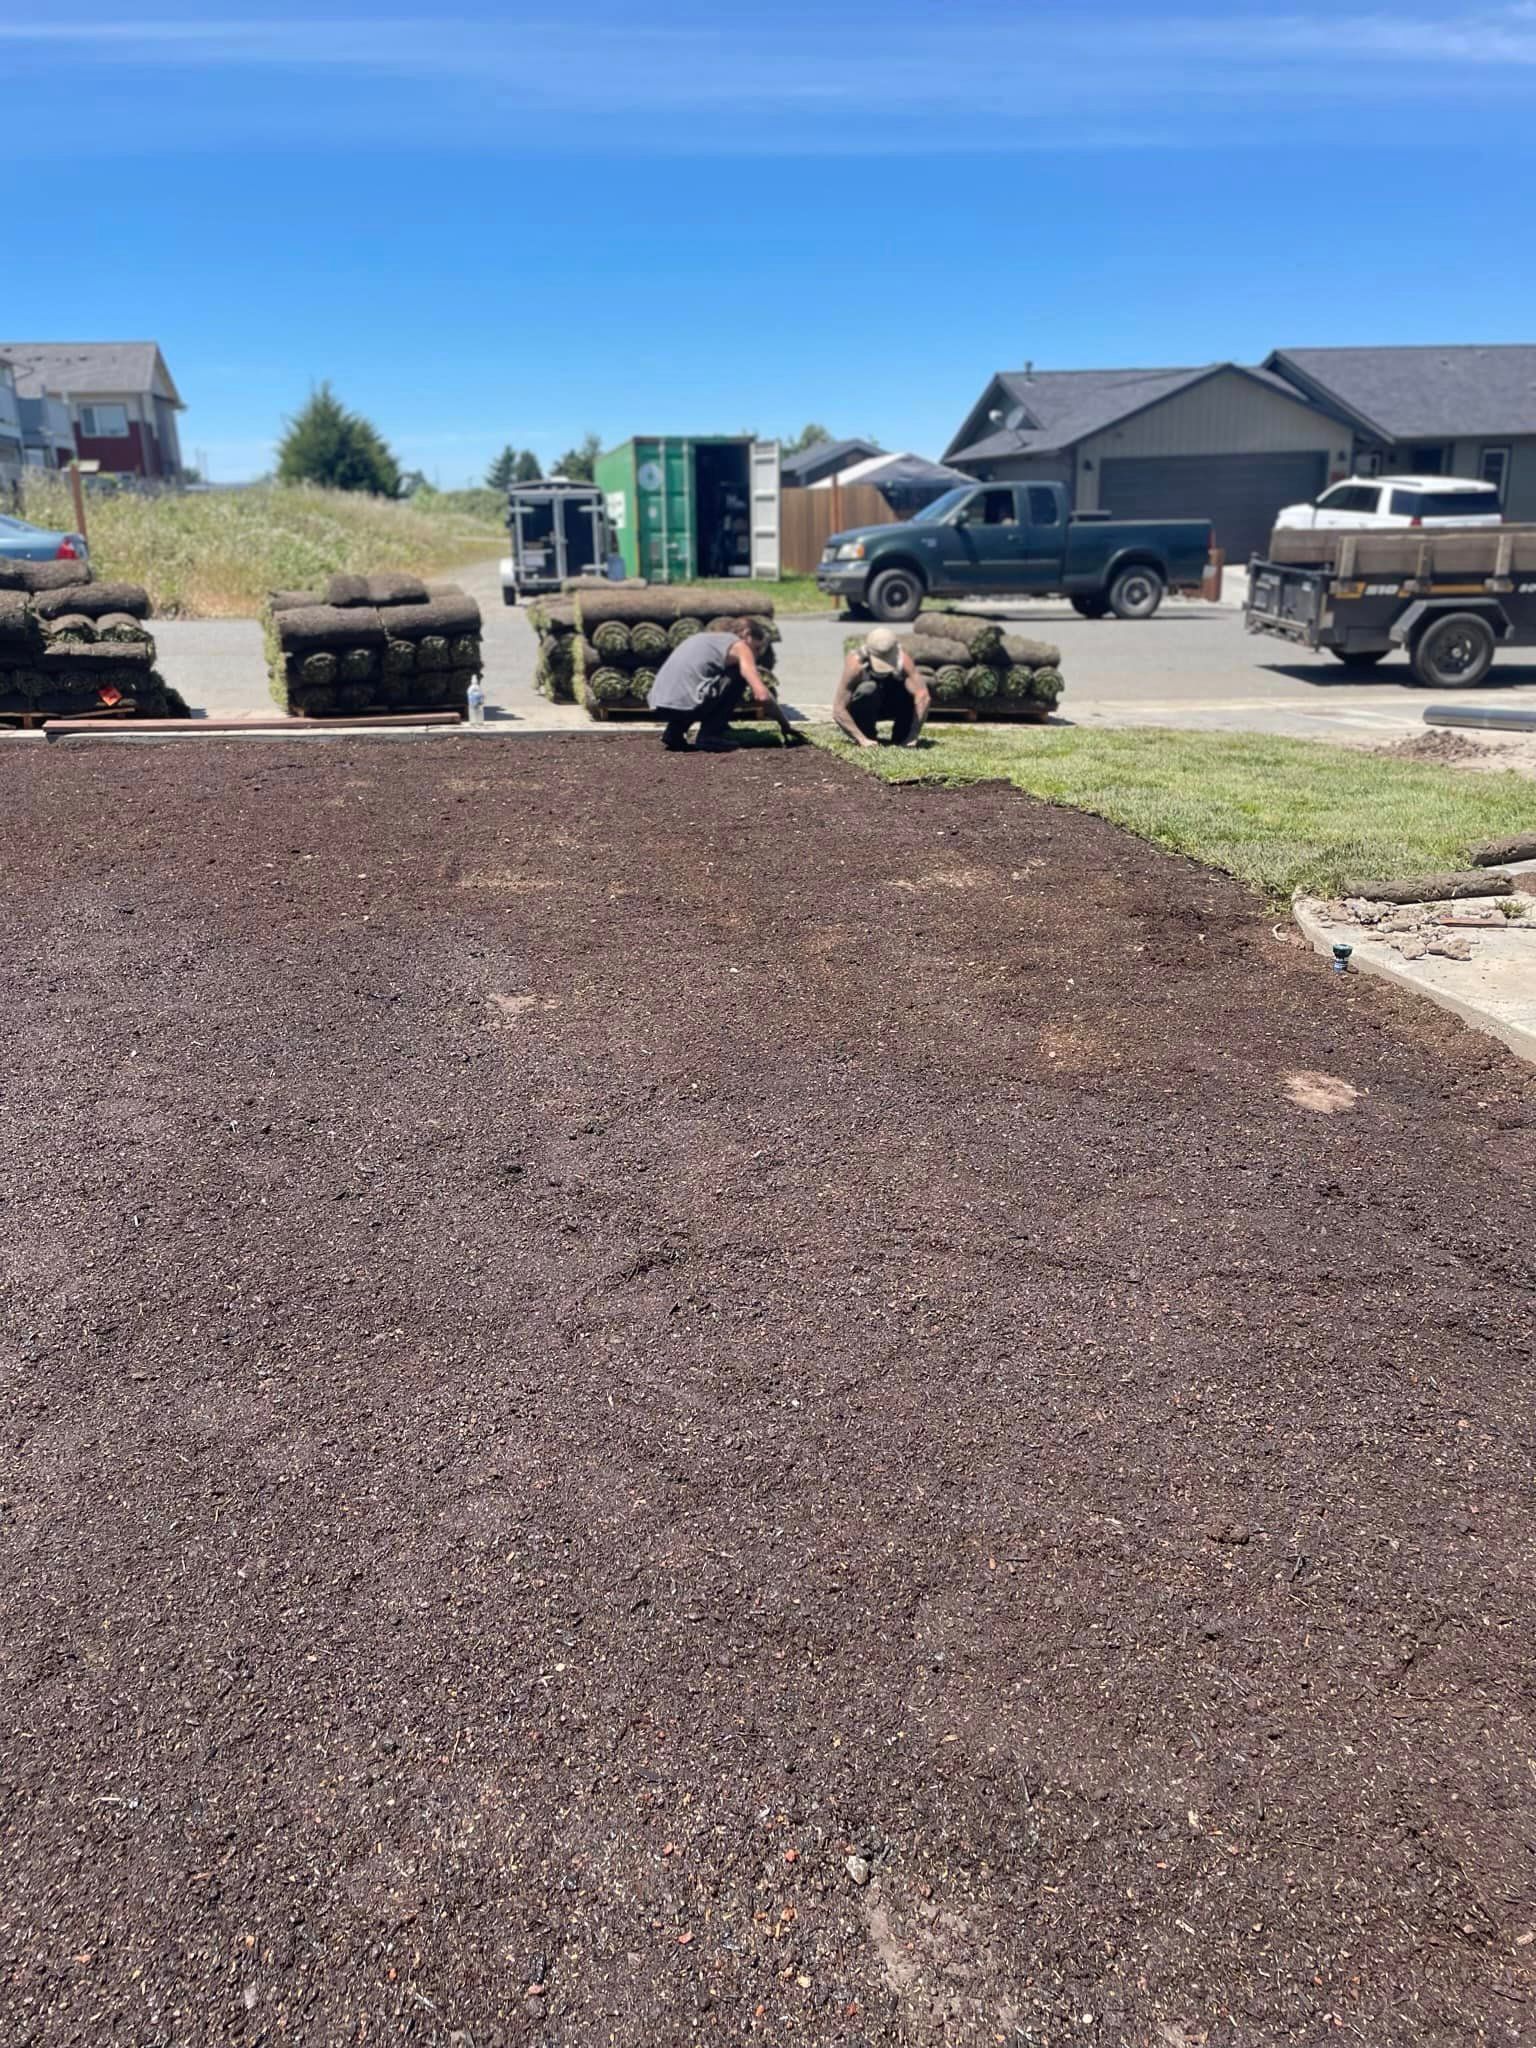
[266,575,482,717]
[844,621,1064,722]
[570,588,777,721]
[0,576,188,725]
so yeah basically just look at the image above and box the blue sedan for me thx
[0,511,89,567]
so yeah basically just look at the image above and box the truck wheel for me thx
[1329,647,1387,668]
[1070,594,1110,619]
[866,568,923,623]
[502,589,519,607]
[1108,565,1164,620]
[1409,612,1496,689]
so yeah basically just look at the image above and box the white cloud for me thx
[0,4,1531,152]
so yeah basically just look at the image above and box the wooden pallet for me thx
[0,699,147,731]
[583,699,779,725]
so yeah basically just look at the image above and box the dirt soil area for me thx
[3,738,1536,2048]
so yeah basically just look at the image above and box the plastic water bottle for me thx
[467,678,485,726]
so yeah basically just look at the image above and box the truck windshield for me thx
[910,487,974,524]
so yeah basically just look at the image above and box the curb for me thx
[1293,895,1536,1066]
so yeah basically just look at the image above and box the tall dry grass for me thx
[18,481,504,618]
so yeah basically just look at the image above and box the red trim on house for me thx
[74,421,166,478]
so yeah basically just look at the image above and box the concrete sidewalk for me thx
[1296,862,1536,1064]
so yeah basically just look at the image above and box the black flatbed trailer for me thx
[1246,526,1536,687]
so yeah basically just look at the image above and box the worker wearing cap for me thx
[649,616,775,753]
[832,627,928,749]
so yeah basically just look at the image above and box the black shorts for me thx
[848,681,917,743]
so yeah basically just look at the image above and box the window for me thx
[79,403,129,438]
[1027,486,1061,526]
[1390,486,1501,519]
[1408,445,1445,475]
[1320,484,1378,513]
[1480,446,1511,501]
[976,488,1016,526]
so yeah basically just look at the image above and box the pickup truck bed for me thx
[1246,524,1536,688]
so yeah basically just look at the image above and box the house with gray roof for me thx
[0,341,185,481]
[943,346,1536,559]
[780,436,884,488]
[1263,346,1536,517]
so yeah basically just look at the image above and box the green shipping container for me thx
[594,436,781,584]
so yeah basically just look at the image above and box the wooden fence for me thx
[780,483,898,576]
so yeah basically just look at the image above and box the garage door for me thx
[1097,451,1330,562]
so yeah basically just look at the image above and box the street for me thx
[149,556,1536,745]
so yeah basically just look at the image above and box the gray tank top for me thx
[648,632,738,712]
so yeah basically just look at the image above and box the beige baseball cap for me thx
[862,626,902,677]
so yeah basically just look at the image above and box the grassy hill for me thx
[17,481,504,619]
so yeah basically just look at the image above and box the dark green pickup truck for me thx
[816,480,1215,622]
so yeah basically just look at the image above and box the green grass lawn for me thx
[812,723,1535,903]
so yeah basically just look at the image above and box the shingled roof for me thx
[942,362,1333,464]
[0,342,183,407]
[1266,346,1536,440]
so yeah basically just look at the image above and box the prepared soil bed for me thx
[3,741,1535,2048]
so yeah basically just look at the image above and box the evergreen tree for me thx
[513,449,543,483]
[276,384,400,496]
[553,432,602,482]
[784,421,834,456]
[486,444,518,490]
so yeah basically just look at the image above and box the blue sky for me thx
[4,2,1534,483]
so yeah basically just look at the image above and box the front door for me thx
[946,486,1025,587]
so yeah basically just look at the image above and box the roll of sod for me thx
[32,581,151,621]
[667,616,703,648]
[275,605,387,655]
[0,559,94,595]
[96,613,152,643]
[918,613,1002,657]
[593,620,632,657]
[630,619,670,657]
[44,614,98,643]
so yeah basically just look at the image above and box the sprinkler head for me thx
[1332,942,1353,973]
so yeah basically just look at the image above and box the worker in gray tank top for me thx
[648,617,774,752]
[833,627,928,748]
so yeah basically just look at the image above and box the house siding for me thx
[1074,370,1349,510]
[949,451,1074,490]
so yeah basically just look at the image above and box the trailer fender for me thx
[1390,597,1512,647]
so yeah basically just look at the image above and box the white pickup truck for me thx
[1276,474,1503,532]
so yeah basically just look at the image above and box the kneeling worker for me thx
[649,617,774,752]
[833,627,928,749]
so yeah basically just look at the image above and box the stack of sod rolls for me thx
[265,573,482,717]
[553,585,778,719]
[903,611,1063,718]
[0,559,187,722]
